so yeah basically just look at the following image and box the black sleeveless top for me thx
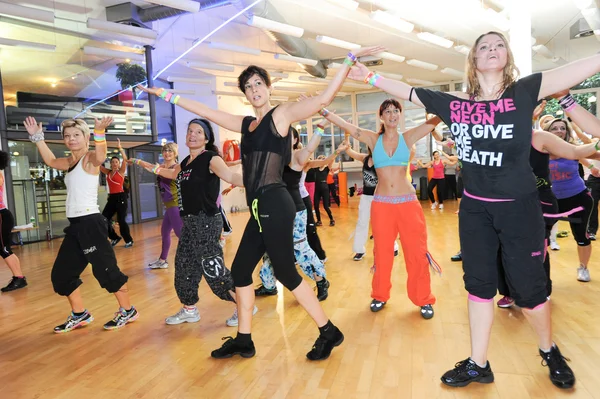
[177,151,220,216]
[529,146,550,187]
[316,166,329,184]
[305,167,317,183]
[240,107,292,205]
[283,165,305,212]
[362,155,378,196]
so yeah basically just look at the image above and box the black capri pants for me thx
[231,186,302,290]
[556,189,594,246]
[51,213,128,296]
[428,178,446,204]
[0,208,15,259]
[302,195,326,260]
[102,193,133,243]
[460,193,547,309]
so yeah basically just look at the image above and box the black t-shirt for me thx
[362,155,378,196]
[283,165,305,212]
[316,167,329,184]
[177,151,220,216]
[240,107,292,205]
[305,168,317,183]
[416,73,542,199]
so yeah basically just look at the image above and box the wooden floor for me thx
[1,197,600,399]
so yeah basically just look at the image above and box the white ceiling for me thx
[1,0,600,106]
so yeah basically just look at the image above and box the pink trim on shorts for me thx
[524,300,547,310]
[463,189,515,203]
[543,206,584,218]
[468,294,493,303]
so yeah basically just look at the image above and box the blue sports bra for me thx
[372,133,410,169]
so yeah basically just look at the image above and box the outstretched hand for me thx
[532,100,547,121]
[136,84,162,96]
[353,45,387,59]
[24,116,42,136]
[94,116,114,131]
[347,62,370,82]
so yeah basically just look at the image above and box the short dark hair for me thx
[291,127,300,150]
[110,156,120,162]
[433,151,439,156]
[238,65,271,93]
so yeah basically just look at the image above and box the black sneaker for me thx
[316,278,330,301]
[306,326,344,361]
[451,251,462,262]
[329,220,335,226]
[255,285,278,296]
[370,299,386,312]
[1,276,28,292]
[54,310,94,333]
[315,221,322,227]
[103,306,139,330]
[589,233,596,241]
[441,358,495,387]
[211,336,256,359]
[353,253,365,261]
[420,304,434,319]
[124,241,134,248]
[394,249,399,257]
[111,237,122,247]
[539,345,575,389]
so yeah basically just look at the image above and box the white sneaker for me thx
[550,241,560,251]
[222,230,233,237]
[439,204,444,210]
[226,305,258,327]
[165,307,200,325]
[431,202,438,210]
[148,259,168,269]
[577,266,591,282]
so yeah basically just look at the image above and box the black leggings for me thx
[586,176,600,234]
[328,183,340,206]
[314,182,333,222]
[557,189,594,246]
[102,193,133,243]
[51,213,128,296]
[428,178,445,204]
[220,205,232,233]
[302,195,327,260]
[0,208,14,259]
[231,186,302,290]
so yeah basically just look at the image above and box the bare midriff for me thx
[374,165,414,196]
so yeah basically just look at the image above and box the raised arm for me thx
[402,116,442,148]
[23,116,70,171]
[305,142,349,168]
[89,117,113,167]
[539,54,600,100]
[324,110,377,147]
[572,121,592,144]
[417,159,433,169]
[210,156,244,187]
[441,152,458,165]
[137,85,245,133]
[100,165,110,174]
[552,92,600,140]
[293,121,327,167]
[135,158,181,180]
[275,46,385,126]
[344,146,367,162]
[532,130,600,160]
[116,138,128,173]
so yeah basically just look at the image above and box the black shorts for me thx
[556,189,594,246]
[459,194,547,308]
[0,208,15,259]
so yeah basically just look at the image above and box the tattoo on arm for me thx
[354,128,361,138]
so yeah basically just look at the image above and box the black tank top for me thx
[305,167,318,183]
[316,166,329,184]
[529,146,550,188]
[177,151,220,216]
[283,165,305,212]
[240,107,292,205]
[362,155,378,196]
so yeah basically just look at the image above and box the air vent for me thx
[570,18,594,39]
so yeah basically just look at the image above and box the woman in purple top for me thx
[548,119,594,282]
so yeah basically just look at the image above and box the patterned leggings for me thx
[259,210,326,290]
[174,212,235,306]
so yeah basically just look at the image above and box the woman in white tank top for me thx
[24,116,138,334]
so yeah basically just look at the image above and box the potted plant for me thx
[115,62,146,102]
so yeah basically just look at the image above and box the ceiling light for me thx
[440,67,464,77]
[83,46,145,61]
[274,54,318,66]
[406,78,435,86]
[366,0,396,10]
[484,9,510,31]
[416,32,454,48]
[325,0,360,10]
[573,0,594,9]
[224,82,239,87]
[406,59,438,71]
[167,76,212,84]
[454,45,470,55]
[273,86,309,93]
[143,0,200,13]
[50,82,57,87]
[115,124,145,129]
[315,35,361,50]
[12,152,19,156]
[187,61,235,72]
[212,91,246,97]
[0,37,55,51]
[298,75,370,89]
[0,1,54,23]
[247,16,304,38]
[87,18,158,40]
[269,71,289,78]
[532,44,554,58]
[208,41,261,56]
[369,10,414,33]
[377,52,405,63]
[271,96,290,101]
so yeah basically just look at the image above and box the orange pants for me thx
[371,195,436,306]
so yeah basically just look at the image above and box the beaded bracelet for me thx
[93,129,106,143]
[318,108,329,117]
[152,164,162,174]
[558,94,577,112]
[314,127,325,136]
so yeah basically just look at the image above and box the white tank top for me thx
[64,156,100,218]
[299,170,309,198]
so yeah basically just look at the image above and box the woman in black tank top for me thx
[138,48,383,360]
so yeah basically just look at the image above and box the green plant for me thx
[115,63,146,95]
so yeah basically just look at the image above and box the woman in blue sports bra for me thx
[322,99,442,319]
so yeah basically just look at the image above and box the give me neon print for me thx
[448,98,517,167]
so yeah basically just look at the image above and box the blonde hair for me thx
[466,31,519,99]
[60,119,90,139]
[545,118,575,144]
[162,142,179,157]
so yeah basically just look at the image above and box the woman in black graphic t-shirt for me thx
[346,31,600,389]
